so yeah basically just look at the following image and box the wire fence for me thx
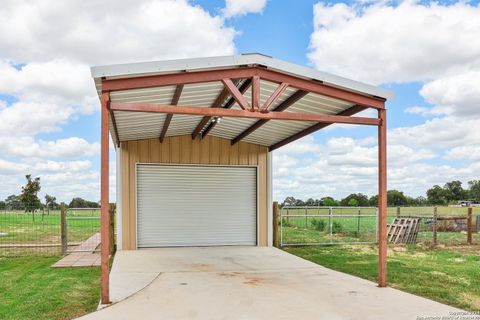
[0,206,101,257]
[280,206,378,246]
[279,206,480,247]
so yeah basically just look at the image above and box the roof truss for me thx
[102,67,385,109]
[231,89,308,145]
[103,67,386,148]
[200,78,252,139]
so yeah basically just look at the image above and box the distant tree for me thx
[5,195,22,210]
[426,185,447,205]
[387,190,408,206]
[305,198,315,206]
[321,197,338,207]
[443,180,467,203]
[414,196,428,206]
[44,194,58,213]
[282,196,296,207]
[294,199,305,206]
[468,180,480,201]
[0,200,5,210]
[347,198,359,207]
[368,195,378,206]
[20,174,41,215]
[68,197,100,208]
[341,193,369,207]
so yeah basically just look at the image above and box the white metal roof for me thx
[92,53,393,100]
[91,54,393,148]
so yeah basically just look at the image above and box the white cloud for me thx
[0,0,238,201]
[445,146,480,162]
[274,135,321,155]
[309,1,480,84]
[273,1,480,201]
[404,105,451,117]
[223,0,267,18]
[419,71,480,117]
[0,0,236,65]
[389,117,480,149]
[271,129,469,201]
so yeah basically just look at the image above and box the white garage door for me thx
[136,164,257,247]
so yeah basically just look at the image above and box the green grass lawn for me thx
[285,244,480,311]
[0,256,100,320]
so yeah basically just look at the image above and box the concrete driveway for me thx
[78,247,460,320]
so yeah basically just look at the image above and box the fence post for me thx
[397,206,401,218]
[273,202,279,248]
[329,207,333,243]
[60,203,67,255]
[280,206,283,247]
[433,206,437,246]
[305,207,308,229]
[467,207,473,245]
[109,204,115,255]
[357,208,361,236]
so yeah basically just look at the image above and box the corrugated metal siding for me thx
[136,165,257,247]
[114,111,166,141]
[286,92,353,114]
[110,85,175,104]
[178,82,224,106]
[243,120,316,146]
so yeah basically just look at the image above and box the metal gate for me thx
[280,206,378,246]
[65,208,101,253]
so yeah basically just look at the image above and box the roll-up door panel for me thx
[136,165,257,247]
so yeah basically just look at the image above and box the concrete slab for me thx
[77,247,462,320]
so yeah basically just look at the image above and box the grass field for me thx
[0,256,100,320]
[285,244,480,311]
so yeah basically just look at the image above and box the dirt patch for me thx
[217,271,246,278]
[243,278,263,286]
[191,263,214,272]
[461,292,480,311]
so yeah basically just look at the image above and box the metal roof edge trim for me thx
[91,53,394,100]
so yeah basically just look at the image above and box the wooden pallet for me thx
[387,218,421,244]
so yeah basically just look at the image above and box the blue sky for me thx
[0,0,479,203]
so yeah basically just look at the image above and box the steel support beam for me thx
[159,84,183,143]
[110,102,380,126]
[251,76,260,111]
[231,90,307,145]
[100,92,110,304]
[261,82,289,112]
[191,81,236,140]
[201,79,252,138]
[378,108,387,287]
[268,105,367,151]
[222,78,251,110]
[108,106,120,147]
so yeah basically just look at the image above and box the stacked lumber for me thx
[387,218,421,244]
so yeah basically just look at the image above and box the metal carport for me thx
[91,53,392,304]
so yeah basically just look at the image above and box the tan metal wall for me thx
[120,135,269,249]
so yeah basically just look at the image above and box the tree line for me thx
[0,174,100,211]
[281,180,480,207]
